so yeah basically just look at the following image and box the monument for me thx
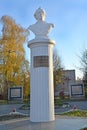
[28,7,55,122]
[8,86,23,102]
[70,84,85,99]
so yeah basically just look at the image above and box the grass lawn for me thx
[0,100,8,104]
[80,128,87,130]
[58,109,87,117]
[0,114,29,121]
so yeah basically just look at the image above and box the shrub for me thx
[59,91,65,99]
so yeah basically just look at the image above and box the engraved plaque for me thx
[34,56,49,67]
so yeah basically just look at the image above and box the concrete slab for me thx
[0,116,87,130]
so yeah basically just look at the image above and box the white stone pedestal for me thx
[28,7,55,122]
[28,39,55,122]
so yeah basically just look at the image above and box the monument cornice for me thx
[28,38,55,48]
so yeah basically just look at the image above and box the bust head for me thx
[34,7,46,21]
[29,7,54,39]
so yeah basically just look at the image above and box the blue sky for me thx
[0,0,87,78]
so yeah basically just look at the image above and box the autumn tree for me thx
[79,48,87,97]
[20,60,30,99]
[53,49,64,90]
[81,49,87,79]
[0,15,29,99]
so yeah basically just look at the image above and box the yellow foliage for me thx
[0,15,29,90]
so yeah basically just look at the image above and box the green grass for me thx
[54,98,70,106]
[54,99,63,106]
[80,128,87,130]
[59,109,87,117]
[0,100,8,104]
[0,114,29,121]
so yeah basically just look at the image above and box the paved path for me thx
[55,100,87,114]
[0,101,87,115]
[0,101,87,130]
[0,116,87,130]
[0,104,30,115]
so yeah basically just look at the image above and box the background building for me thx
[55,70,76,96]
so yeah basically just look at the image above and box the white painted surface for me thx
[28,39,55,122]
[28,7,54,39]
[28,7,55,122]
